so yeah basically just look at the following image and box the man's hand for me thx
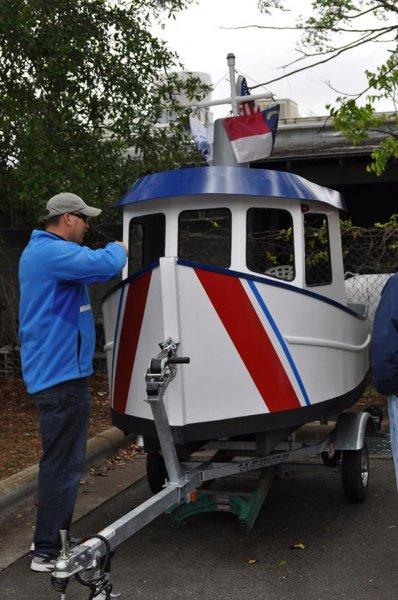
[115,241,128,255]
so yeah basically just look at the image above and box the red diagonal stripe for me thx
[113,272,152,414]
[195,268,301,412]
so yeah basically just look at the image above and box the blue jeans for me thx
[388,395,398,493]
[33,378,90,557]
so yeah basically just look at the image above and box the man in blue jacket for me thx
[19,192,127,571]
[371,273,398,493]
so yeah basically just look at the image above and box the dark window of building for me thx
[246,208,295,281]
[304,213,332,286]
[178,208,232,268]
[128,213,165,276]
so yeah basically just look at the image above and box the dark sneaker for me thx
[30,554,57,572]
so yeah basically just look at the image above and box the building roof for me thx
[264,116,395,162]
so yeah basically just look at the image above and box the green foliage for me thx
[341,217,398,274]
[257,0,398,176]
[256,0,286,14]
[328,53,398,176]
[0,0,208,226]
[368,137,398,176]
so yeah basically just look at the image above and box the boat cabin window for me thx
[128,213,165,276]
[246,208,295,281]
[304,213,332,286]
[178,208,231,268]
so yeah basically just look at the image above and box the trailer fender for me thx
[332,412,375,451]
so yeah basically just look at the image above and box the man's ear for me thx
[63,213,72,227]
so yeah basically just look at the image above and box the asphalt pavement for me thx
[0,456,397,600]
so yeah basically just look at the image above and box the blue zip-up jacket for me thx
[19,230,127,394]
[371,273,398,396]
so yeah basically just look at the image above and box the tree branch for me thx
[324,60,398,100]
[281,30,381,69]
[325,79,372,98]
[342,5,386,20]
[374,0,398,14]
[223,24,393,34]
[250,28,397,89]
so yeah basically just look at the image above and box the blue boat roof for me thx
[119,166,346,211]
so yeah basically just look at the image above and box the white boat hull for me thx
[103,258,369,444]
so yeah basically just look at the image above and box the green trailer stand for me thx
[166,467,275,531]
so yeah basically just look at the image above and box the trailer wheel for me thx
[341,442,369,503]
[146,452,167,494]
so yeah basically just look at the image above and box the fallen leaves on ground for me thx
[290,542,306,550]
[108,444,142,465]
[88,444,143,479]
[0,375,113,480]
[89,465,109,477]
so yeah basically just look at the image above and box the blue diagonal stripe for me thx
[247,279,311,406]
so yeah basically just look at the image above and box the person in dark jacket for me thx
[371,272,398,492]
[19,192,127,571]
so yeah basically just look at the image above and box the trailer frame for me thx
[51,339,372,599]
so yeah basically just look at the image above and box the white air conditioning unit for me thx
[278,99,299,120]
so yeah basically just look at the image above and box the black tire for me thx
[146,452,167,494]
[341,442,369,503]
[321,449,342,467]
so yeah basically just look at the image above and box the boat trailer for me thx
[51,339,374,599]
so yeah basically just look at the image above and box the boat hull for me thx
[110,375,368,444]
[102,258,370,444]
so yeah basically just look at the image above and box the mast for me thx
[182,53,273,112]
[227,53,239,116]
[182,53,274,168]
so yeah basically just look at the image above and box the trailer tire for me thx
[341,442,369,503]
[147,452,167,494]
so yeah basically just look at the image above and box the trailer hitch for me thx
[74,535,114,599]
[51,533,116,599]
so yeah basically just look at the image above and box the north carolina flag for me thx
[223,112,273,163]
[262,104,280,145]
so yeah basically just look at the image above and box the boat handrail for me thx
[285,334,370,353]
[104,336,370,355]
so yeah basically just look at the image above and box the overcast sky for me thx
[153,0,393,120]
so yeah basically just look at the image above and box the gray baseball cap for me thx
[44,192,102,220]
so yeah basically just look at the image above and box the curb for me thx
[0,427,135,518]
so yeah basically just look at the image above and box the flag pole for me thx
[227,53,239,116]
